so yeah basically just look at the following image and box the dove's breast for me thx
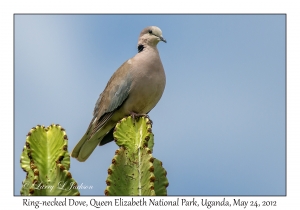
[122,48,166,114]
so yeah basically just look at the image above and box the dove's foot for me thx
[130,112,149,125]
[130,112,148,119]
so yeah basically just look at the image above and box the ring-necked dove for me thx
[71,26,166,162]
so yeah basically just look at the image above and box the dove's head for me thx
[138,26,167,47]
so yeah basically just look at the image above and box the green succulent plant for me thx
[104,116,168,196]
[20,116,168,196]
[20,124,79,196]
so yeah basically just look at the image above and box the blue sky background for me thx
[14,14,286,196]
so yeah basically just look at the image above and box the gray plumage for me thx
[71,26,166,162]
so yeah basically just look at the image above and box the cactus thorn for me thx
[150,176,155,182]
[104,189,109,196]
[67,172,72,178]
[58,156,64,161]
[29,188,34,194]
[34,169,39,176]
[59,165,65,170]
[108,168,112,175]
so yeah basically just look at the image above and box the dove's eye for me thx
[148,30,152,34]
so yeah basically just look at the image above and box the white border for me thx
[2,0,299,209]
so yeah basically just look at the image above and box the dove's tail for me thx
[71,133,103,162]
